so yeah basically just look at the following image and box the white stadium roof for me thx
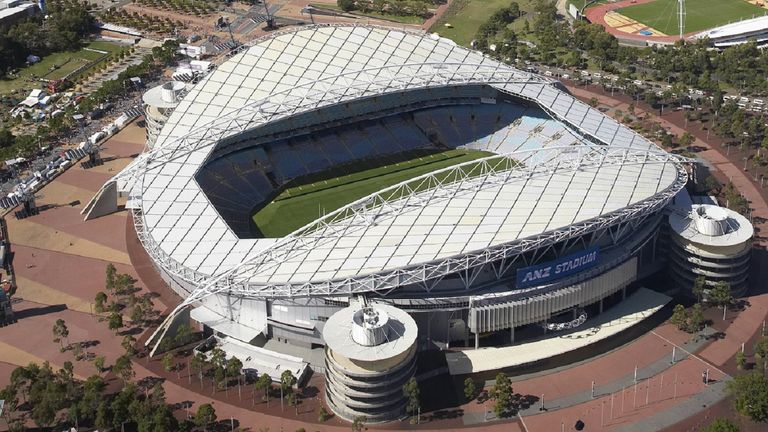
[696,14,768,42]
[96,25,687,305]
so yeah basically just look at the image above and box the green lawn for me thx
[428,0,515,47]
[619,0,767,35]
[253,149,497,237]
[569,0,609,10]
[0,41,122,94]
[308,3,425,24]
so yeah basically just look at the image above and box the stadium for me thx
[82,24,751,422]
[584,0,768,46]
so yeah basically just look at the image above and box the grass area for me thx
[0,41,123,94]
[428,0,513,46]
[86,41,125,54]
[308,3,425,24]
[253,149,497,237]
[618,0,767,34]
[568,0,609,11]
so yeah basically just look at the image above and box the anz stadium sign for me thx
[516,246,600,289]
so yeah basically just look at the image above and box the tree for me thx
[755,337,768,372]
[662,132,674,148]
[113,273,137,298]
[464,377,477,401]
[130,303,145,325]
[702,418,740,432]
[281,369,296,409]
[105,263,117,294]
[736,350,746,370]
[403,377,420,422]
[644,91,658,109]
[727,372,768,422]
[108,312,123,334]
[94,291,107,313]
[93,355,105,375]
[227,356,243,396]
[191,351,208,387]
[52,318,69,351]
[162,353,175,375]
[318,406,330,422]
[351,416,366,432]
[31,394,56,428]
[95,401,111,430]
[670,304,689,331]
[72,375,105,426]
[195,403,217,432]
[680,131,695,147]
[689,303,705,332]
[113,355,134,384]
[256,373,272,405]
[209,347,226,389]
[709,281,734,320]
[110,384,138,429]
[492,372,512,418]
[150,404,179,432]
[702,175,721,193]
[0,385,18,426]
[150,381,167,406]
[0,128,14,149]
[122,334,137,356]
[589,96,599,108]
[693,275,707,303]
[337,0,355,12]
[174,323,192,347]
[287,391,299,414]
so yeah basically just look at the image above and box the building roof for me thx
[323,304,417,363]
[669,192,753,247]
[142,81,186,109]
[0,3,34,20]
[696,15,768,41]
[104,25,686,301]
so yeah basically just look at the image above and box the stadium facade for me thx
[88,26,751,418]
[696,15,768,48]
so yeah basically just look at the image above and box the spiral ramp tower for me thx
[669,195,754,297]
[141,81,186,148]
[323,302,418,423]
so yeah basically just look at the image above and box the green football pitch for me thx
[252,149,497,237]
[618,0,767,35]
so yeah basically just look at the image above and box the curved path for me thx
[1,95,766,431]
[565,83,768,430]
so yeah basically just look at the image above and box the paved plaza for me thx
[0,83,766,431]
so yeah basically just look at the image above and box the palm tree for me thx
[255,373,272,406]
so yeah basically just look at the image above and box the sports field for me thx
[0,41,123,94]
[252,149,496,237]
[430,0,526,47]
[618,0,767,35]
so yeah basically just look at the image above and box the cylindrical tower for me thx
[323,304,418,423]
[669,203,753,297]
[141,81,186,148]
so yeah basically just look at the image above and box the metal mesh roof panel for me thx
[107,25,686,299]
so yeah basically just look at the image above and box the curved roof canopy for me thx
[98,25,687,302]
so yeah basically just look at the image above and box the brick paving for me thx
[1,94,767,431]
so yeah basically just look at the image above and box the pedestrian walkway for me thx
[448,288,669,375]
[618,381,728,432]
[462,325,719,426]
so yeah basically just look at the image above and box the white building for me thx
[141,81,186,148]
[85,26,720,379]
[696,15,768,48]
[668,191,753,296]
